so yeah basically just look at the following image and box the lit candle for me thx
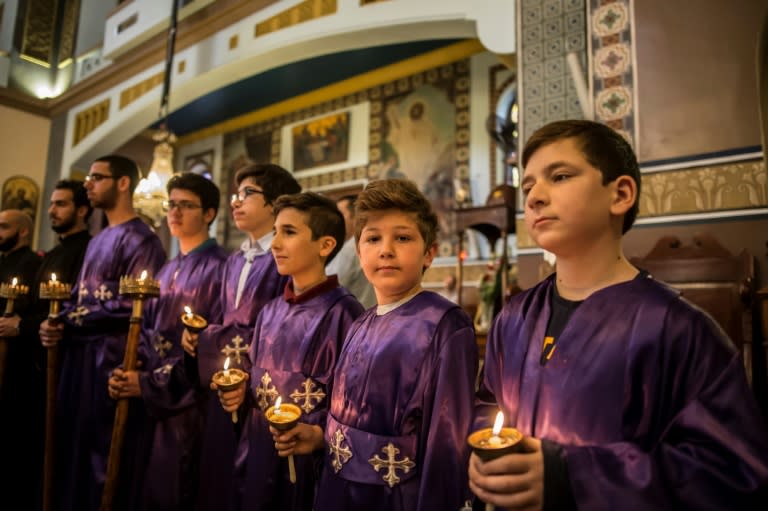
[51,273,57,284]
[11,277,18,288]
[184,305,193,320]
[274,396,282,416]
[488,411,504,446]
[223,356,231,383]
[139,270,148,282]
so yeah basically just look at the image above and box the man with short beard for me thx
[39,156,166,511]
[0,181,92,508]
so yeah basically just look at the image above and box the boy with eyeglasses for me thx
[105,173,227,509]
[181,163,301,510]
[39,155,166,511]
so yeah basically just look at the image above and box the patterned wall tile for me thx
[520,0,587,143]
[589,0,635,144]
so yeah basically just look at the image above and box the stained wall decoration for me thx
[220,59,471,255]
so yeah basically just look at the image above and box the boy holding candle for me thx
[182,163,301,510]
[106,173,227,509]
[271,179,478,510]
[470,120,768,510]
[216,191,364,510]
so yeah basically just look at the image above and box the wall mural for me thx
[220,59,471,255]
[1,175,39,226]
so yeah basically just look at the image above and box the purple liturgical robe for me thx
[315,291,478,511]
[235,279,364,511]
[136,240,228,509]
[54,217,165,511]
[476,274,768,510]
[196,249,289,511]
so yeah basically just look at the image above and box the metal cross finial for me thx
[290,378,326,413]
[220,335,248,365]
[329,429,352,473]
[368,443,416,487]
[255,371,278,411]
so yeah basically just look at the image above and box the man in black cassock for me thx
[0,180,92,510]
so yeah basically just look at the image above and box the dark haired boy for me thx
[217,191,364,510]
[470,120,768,510]
[272,179,478,510]
[107,172,227,509]
[183,163,301,510]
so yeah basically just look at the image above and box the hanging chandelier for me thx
[133,0,180,228]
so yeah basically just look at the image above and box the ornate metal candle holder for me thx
[39,273,71,511]
[180,306,207,333]
[1,278,30,317]
[39,274,72,323]
[212,361,247,424]
[101,271,160,511]
[266,397,303,483]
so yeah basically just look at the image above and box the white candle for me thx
[274,396,282,415]
[488,410,504,446]
[223,356,231,383]
[184,305,193,320]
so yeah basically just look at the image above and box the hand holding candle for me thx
[180,305,207,333]
[266,396,303,484]
[467,411,524,511]
[211,357,247,423]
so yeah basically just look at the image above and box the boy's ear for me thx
[203,207,216,226]
[610,175,637,217]
[422,241,438,271]
[117,175,131,193]
[318,235,337,259]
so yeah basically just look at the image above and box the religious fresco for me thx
[219,59,471,255]
[1,175,39,225]
[291,111,350,172]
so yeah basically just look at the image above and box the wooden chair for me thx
[630,233,757,385]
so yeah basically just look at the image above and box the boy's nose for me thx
[525,183,547,209]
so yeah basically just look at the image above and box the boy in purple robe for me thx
[216,191,364,510]
[273,179,478,511]
[180,163,301,510]
[107,173,227,510]
[469,120,768,510]
[39,155,166,511]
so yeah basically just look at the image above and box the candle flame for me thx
[274,396,282,411]
[492,411,504,436]
[223,356,230,371]
[139,270,148,281]
[11,277,18,287]
[51,273,57,283]
[184,305,192,317]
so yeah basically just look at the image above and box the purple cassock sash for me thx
[314,291,478,511]
[476,274,768,510]
[55,217,166,511]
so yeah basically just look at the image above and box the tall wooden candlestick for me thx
[99,272,160,511]
[39,274,72,511]
[0,278,30,396]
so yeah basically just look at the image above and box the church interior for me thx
[1,0,767,407]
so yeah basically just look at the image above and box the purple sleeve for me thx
[417,314,478,509]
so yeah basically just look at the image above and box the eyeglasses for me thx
[231,187,265,204]
[162,200,204,212]
[85,173,115,183]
